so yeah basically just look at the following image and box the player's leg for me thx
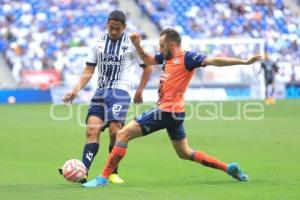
[108,121,123,154]
[59,115,103,183]
[265,78,276,105]
[270,80,276,104]
[102,120,143,177]
[82,108,166,187]
[168,124,227,171]
[107,121,124,183]
[82,120,143,187]
[168,125,248,181]
[81,89,107,176]
[104,89,131,183]
[265,80,269,99]
[82,115,103,172]
[171,138,228,171]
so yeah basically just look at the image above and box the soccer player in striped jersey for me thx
[61,10,152,184]
[82,28,263,188]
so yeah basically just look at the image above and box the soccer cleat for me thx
[227,163,249,181]
[264,98,271,105]
[80,175,88,184]
[82,176,108,188]
[269,97,276,105]
[108,173,124,184]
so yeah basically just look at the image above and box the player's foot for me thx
[82,176,108,188]
[108,173,124,184]
[58,168,63,175]
[227,163,249,181]
[269,97,276,105]
[80,175,88,184]
[264,98,271,105]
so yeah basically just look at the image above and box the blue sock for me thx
[82,143,99,171]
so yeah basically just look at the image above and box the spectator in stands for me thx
[0,0,145,87]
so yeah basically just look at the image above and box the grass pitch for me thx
[0,100,299,200]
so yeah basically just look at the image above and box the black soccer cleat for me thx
[80,177,87,184]
[58,168,63,175]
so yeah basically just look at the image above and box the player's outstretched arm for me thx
[130,33,157,66]
[205,55,263,67]
[63,65,95,104]
[134,65,152,104]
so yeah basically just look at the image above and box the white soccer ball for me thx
[7,96,16,104]
[62,159,87,182]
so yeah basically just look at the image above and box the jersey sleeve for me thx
[184,51,206,71]
[272,63,279,73]
[154,53,165,64]
[85,44,97,67]
[132,46,145,67]
[261,62,266,70]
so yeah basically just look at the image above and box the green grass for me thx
[0,100,300,200]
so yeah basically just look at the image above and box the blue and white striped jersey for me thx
[86,32,142,93]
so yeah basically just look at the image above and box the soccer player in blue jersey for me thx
[60,10,152,184]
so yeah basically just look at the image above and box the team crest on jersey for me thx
[122,45,128,53]
[173,58,180,64]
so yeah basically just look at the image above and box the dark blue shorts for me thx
[134,108,186,140]
[86,89,131,128]
[265,76,274,85]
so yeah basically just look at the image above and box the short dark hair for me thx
[108,10,126,25]
[160,28,181,45]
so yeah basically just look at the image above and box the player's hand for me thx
[63,90,78,104]
[246,55,264,65]
[133,90,143,104]
[130,32,141,47]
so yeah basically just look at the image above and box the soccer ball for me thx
[61,159,87,182]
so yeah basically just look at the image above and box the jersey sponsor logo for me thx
[112,104,122,115]
[101,60,122,66]
[103,53,119,59]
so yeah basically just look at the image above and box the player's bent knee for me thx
[116,129,131,142]
[109,126,121,136]
[86,126,101,141]
[177,151,192,160]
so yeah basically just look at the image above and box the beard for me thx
[163,50,172,60]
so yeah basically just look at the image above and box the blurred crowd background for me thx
[0,0,299,97]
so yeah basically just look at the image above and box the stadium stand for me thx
[0,0,299,100]
[136,0,300,74]
[0,0,144,88]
